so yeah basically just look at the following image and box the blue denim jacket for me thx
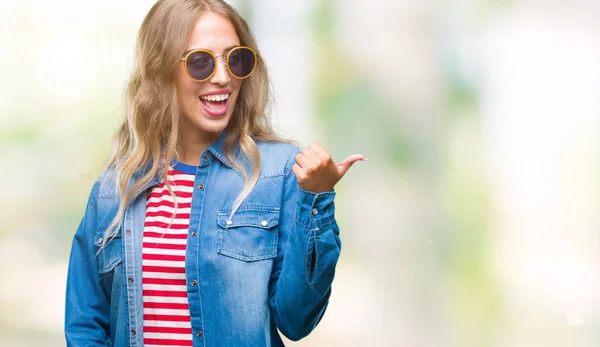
[65,132,341,347]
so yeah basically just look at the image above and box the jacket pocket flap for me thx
[217,206,280,229]
[95,229,123,274]
[216,206,280,262]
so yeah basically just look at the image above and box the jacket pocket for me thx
[94,228,123,274]
[217,205,280,261]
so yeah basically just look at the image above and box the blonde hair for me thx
[100,0,292,249]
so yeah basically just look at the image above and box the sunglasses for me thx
[180,46,257,82]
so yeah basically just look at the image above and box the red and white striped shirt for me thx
[142,164,195,347]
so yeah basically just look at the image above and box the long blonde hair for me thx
[100,0,292,248]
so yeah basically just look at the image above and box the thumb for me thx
[336,154,367,176]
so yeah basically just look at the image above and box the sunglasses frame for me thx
[179,46,257,82]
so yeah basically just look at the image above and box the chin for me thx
[197,114,232,134]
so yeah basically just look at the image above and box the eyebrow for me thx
[182,45,240,56]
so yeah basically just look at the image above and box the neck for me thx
[177,130,222,166]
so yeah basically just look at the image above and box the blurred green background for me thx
[1,0,599,346]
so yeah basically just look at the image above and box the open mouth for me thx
[199,93,230,117]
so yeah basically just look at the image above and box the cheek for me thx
[175,66,196,97]
[175,65,185,90]
[231,78,243,91]
[230,80,243,101]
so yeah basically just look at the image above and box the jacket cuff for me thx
[295,188,336,229]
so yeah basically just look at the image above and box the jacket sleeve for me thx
[65,179,111,346]
[268,148,342,341]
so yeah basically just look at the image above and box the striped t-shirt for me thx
[142,162,196,347]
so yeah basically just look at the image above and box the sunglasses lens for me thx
[186,51,215,81]
[228,47,255,78]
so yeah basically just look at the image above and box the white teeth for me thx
[200,93,230,102]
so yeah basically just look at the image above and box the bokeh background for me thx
[1,0,599,346]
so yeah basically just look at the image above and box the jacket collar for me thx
[136,129,235,186]
[206,129,235,169]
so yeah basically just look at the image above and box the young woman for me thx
[65,0,365,346]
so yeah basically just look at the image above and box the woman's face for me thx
[175,11,242,144]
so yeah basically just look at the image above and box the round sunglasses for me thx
[180,46,257,82]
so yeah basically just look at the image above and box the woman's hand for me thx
[292,143,366,194]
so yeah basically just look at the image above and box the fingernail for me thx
[362,157,368,161]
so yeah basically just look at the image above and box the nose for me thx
[209,55,230,86]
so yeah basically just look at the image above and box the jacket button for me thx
[125,229,131,235]
[198,184,205,190]
[312,208,319,215]
[260,220,268,227]
[190,279,197,286]
[191,230,197,236]
[226,220,233,226]
[97,237,103,244]
[196,330,203,338]
[204,153,210,160]
[127,277,134,284]
[130,329,136,336]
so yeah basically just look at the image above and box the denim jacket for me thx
[65,131,341,347]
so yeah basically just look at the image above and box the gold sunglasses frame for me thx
[179,46,257,82]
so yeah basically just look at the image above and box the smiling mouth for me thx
[199,93,230,117]
[200,93,230,106]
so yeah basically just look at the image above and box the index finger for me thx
[308,142,330,161]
